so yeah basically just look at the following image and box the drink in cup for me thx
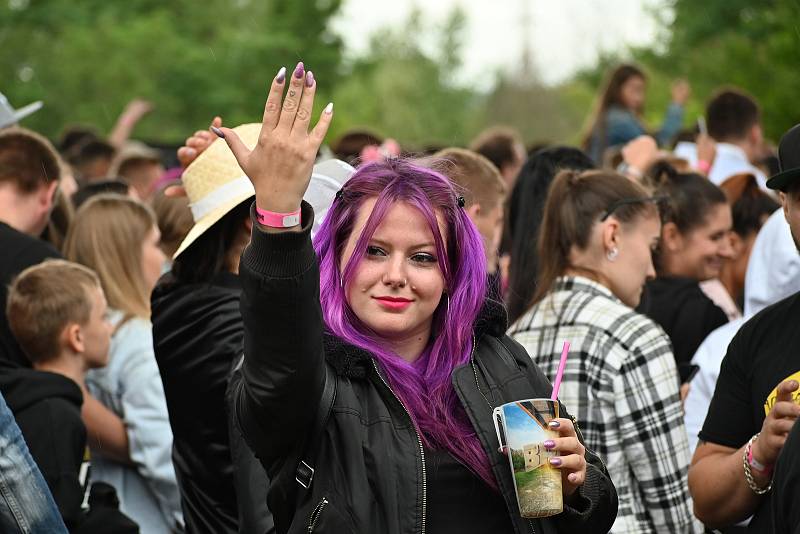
[493,398,563,518]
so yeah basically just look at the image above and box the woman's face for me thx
[670,203,734,281]
[341,199,446,347]
[607,213,661,308]
[141,225,166,293]
[619,75,646,112]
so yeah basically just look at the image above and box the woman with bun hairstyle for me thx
[220,62,617,533]
[509,169,698,533]
[64,194,182,533]
[636,164,733,378]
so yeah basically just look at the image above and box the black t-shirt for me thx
[699,292,800,531]
[0,222,60,368]
[768,419,800,534]
[425,447,514,533]
[637,276,729,373]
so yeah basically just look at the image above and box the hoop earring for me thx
[606,247,619,262]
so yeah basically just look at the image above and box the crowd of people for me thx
[0,59,799,534]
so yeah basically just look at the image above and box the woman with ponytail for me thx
[509,170,699,533]
[636,164,733,377]
[221,63,617,533]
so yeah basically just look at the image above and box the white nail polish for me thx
[324,102,334,114]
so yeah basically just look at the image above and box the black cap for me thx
[767,123,800,191]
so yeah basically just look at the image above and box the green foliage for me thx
[328,6,483,148]
[0,0,343,142]
[511,449,525,471]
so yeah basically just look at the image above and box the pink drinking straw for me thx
[550,341,571,401]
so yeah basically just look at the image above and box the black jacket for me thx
[637,276,729,374]
[0,222,60,369]
[234,202,618,534]
[0,368,87,526]
[152,271,273,534]
[0,368,139,533]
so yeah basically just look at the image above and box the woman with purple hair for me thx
[218,62,617,533]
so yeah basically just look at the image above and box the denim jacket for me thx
[0,390,67,533]
[588,103,684,163]
[87,310,183,533]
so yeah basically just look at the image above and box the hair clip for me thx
[335,189,344,201]
[457,196,465,208]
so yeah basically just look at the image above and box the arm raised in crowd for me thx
[222,63,334,464]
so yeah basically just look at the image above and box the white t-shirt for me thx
[674,141,768,190]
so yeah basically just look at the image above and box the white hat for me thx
[0,92,43,129]
[174,123,354,259]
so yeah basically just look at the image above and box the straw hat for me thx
[174,123,355,259]
[173,123,260,259]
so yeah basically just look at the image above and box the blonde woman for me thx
[64,194,182,533]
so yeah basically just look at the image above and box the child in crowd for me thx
[2,259,137,533]
[430,147,506,283]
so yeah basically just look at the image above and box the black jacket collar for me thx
[324,297,508,379]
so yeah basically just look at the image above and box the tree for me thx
[329,7,483,149]
[0,0,344,142]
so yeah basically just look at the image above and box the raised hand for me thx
[177,116,222,169]
[215,62,333,215]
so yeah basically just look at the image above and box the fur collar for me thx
[324,297,508,379]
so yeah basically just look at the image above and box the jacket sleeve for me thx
[655,103,684,147]
[235,201,326,467]
[501,336,619,533]
[614,324,699,532]
[115,320,184,530]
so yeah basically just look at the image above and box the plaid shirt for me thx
[509,276,699,533]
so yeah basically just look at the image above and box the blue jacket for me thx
[588,103,684,163]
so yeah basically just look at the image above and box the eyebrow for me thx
[369,237,436,250]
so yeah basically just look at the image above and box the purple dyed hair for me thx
[313,159,495,488]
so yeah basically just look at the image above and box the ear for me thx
[466,203,481,221]
[749,123,764,146]
[660,221,683,253]
[781,192,791,222]
[601,218,621,252]
[62,323,84,354]
[39,181,58,211]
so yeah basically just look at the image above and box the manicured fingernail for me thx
[211,126,224,139]
[324,102,334,114]
[186,148,196,157]
[497,446,509,455]
[568,473,578,483]
[293,62,304,79]
[543,440,555,450]
[549,457,562,467]
[275,67,286,83]
[548,420,561,430]
[306,70,315,87]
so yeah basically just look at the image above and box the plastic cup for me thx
[493,398,563,518]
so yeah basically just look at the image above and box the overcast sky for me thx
[331,0,666,87]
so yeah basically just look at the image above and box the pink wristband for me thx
[697,159,712,174]
[747,443,773,475]
[256,206,301,228]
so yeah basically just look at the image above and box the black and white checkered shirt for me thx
[509,276,699,533]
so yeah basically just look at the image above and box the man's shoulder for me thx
[0,224,60,277]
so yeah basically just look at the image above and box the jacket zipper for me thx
[371,360,427,534]
[307,497,328,533]
[469,337,538,534]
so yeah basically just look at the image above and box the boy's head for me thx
[7,260,111,369]
[432,147,507,265]
[0,127,62,235]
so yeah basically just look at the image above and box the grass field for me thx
[514,466,562,517]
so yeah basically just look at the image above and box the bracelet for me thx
[696,160,712,174]
[743,433,772,495]
[255,206,301,228]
